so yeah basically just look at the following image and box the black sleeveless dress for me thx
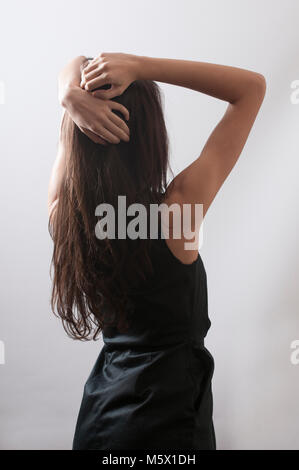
[72,227,216,450]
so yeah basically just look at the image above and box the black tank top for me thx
[72,217,216,450]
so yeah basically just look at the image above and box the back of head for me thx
[49,79,171,340]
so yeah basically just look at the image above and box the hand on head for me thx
[72,53,136,144]
[80,52,138,100]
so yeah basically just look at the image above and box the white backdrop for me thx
[0,0,298,450]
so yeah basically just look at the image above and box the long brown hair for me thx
[49,79,171,340]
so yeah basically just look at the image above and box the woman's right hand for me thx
[63,85,130,144]
[80,52,139,100]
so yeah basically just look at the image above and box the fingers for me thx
[79,126,108,145]
[81,124,123,146]
[84,122,129,145]
[83,64,104,83]
[103,115,130,143]
[92,85,122,101]
[108,111,130,137]
[83,60,99,75]
[93,99,130,143]
[109,100,130,121]
[81,66,104,89]
[80,63,102,89]
[97,126,122,144]
[82,74,108,91]
[77,88,131,145]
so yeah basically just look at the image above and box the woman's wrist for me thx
[134,55,156,81]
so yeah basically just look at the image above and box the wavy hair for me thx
[49,78,172,340]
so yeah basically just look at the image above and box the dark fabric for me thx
[72,222,216,450]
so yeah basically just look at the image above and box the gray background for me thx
[0,0,298,449]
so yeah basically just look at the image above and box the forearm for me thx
[58,55,87,106]
[135,56,265,104]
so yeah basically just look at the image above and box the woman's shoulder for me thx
[155,184,202,265]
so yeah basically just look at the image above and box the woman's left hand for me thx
[62,85,130,144]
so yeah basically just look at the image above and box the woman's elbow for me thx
[250,73,267,102]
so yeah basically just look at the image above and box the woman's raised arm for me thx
[82,54,265,220]
[135,57,266,218]
[80,53,266,262]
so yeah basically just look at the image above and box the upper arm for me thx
[167,75,266,220]
[48,111,67,219]
[48,198,58,220]
[47,144,65,218]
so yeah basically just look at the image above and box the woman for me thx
[48,53,266,449]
